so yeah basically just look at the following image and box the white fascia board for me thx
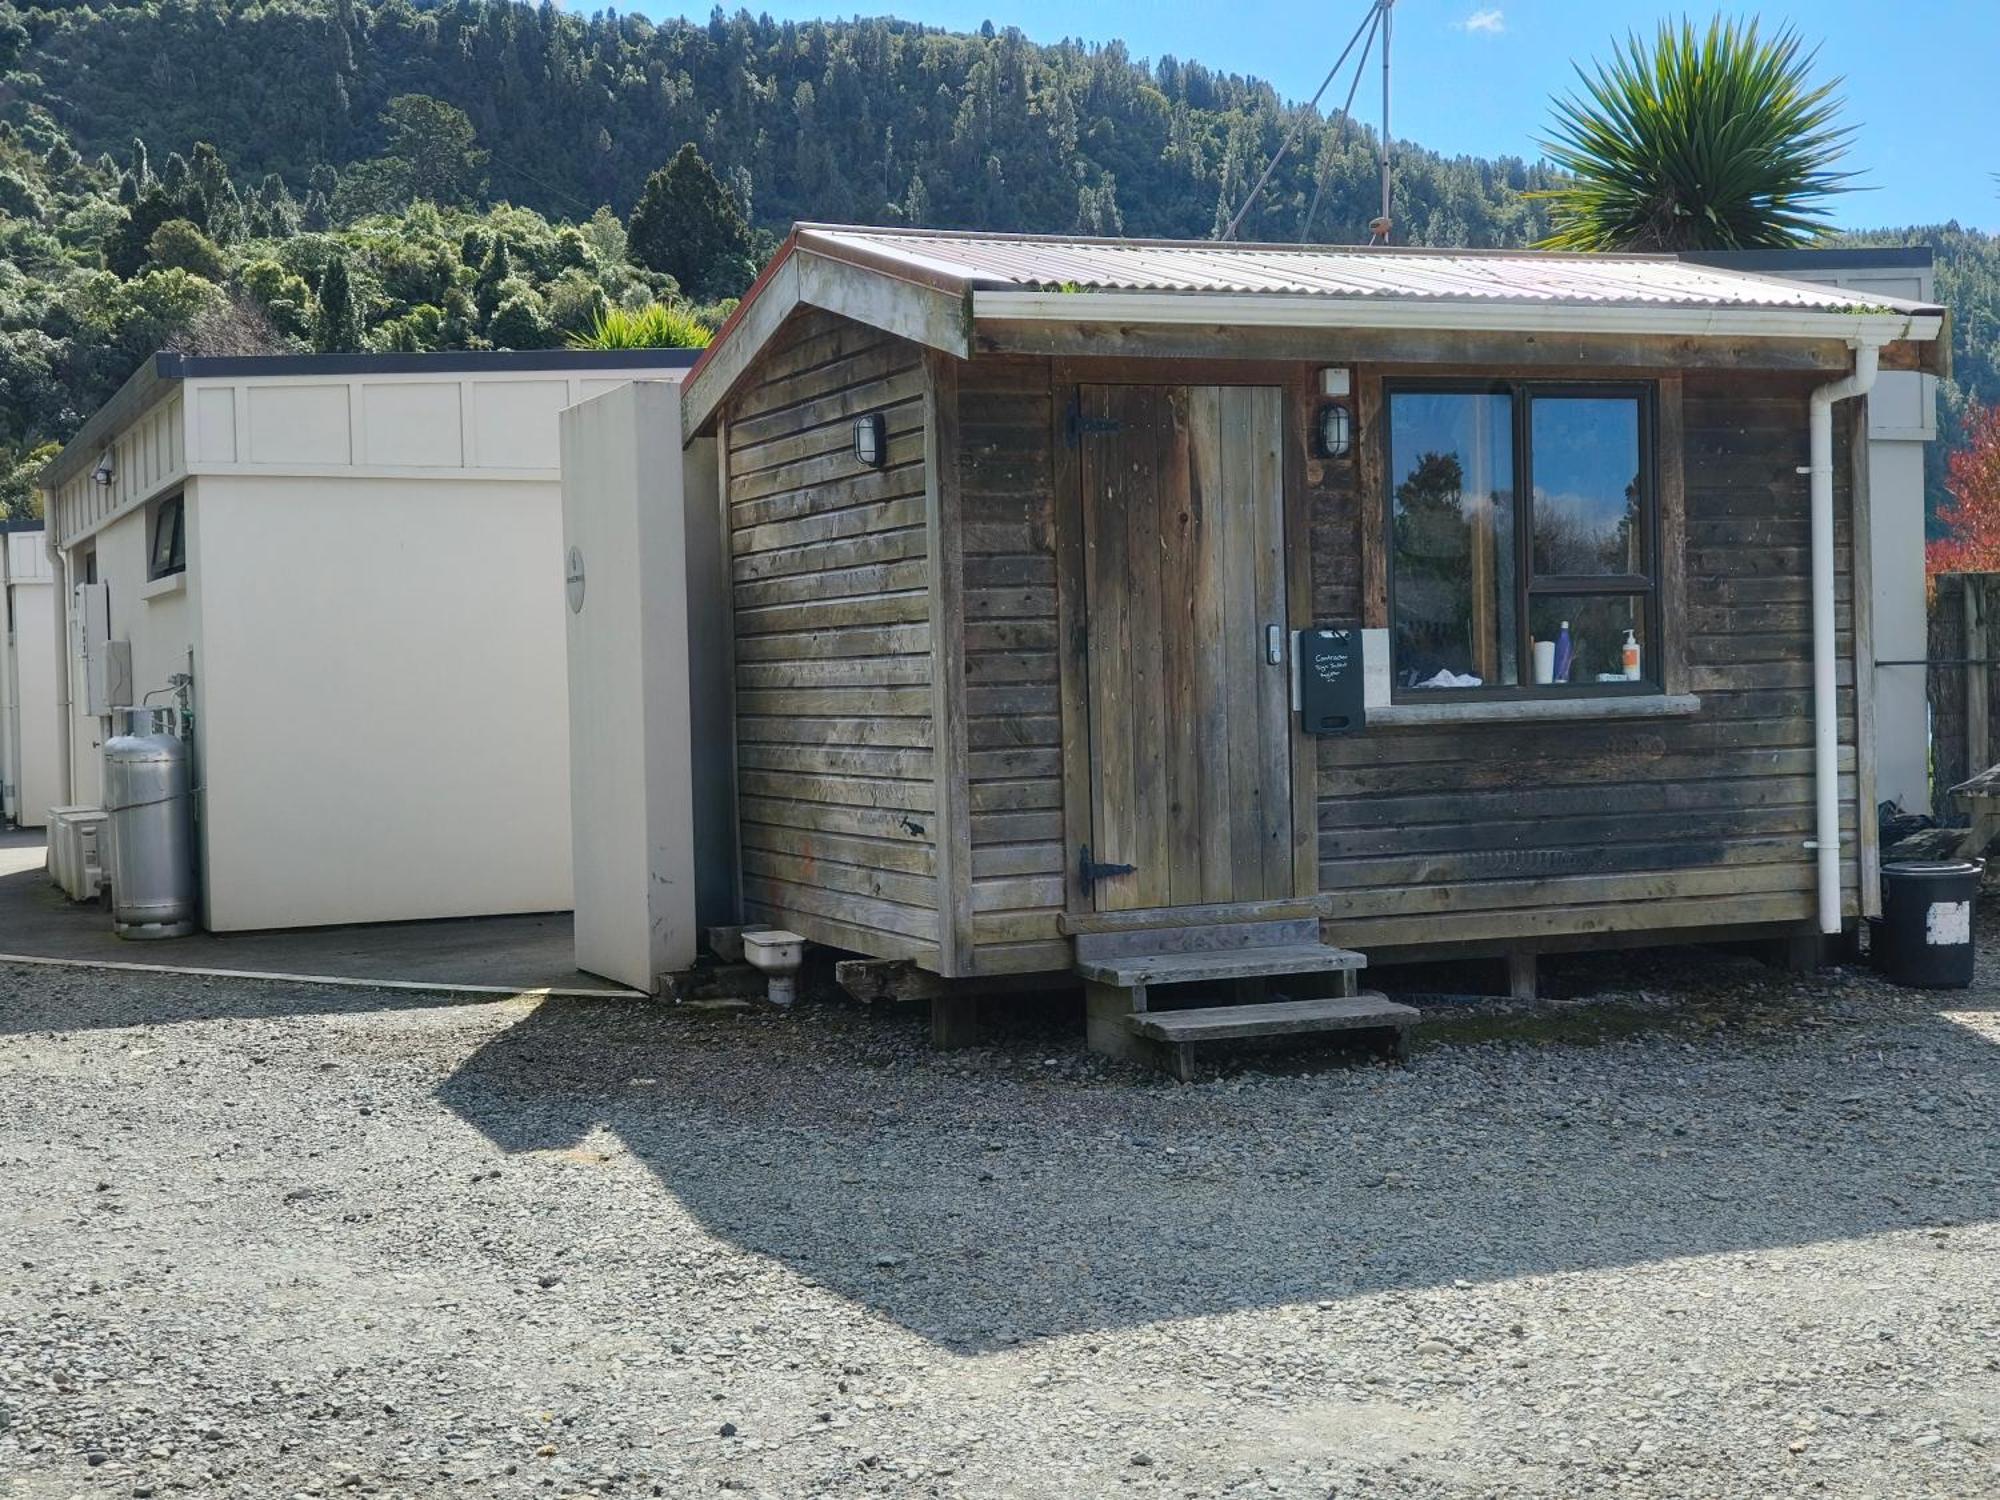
[971,290,1941,347]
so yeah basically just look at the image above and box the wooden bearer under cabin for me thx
[676,225,1947,1070]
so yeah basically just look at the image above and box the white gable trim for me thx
[680,248,973,439]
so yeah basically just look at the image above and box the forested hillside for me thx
[7,0,1556,244]
[0,0,1993,520]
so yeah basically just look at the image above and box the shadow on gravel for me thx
[436,975,2000,1354]
[0,966,505,1032]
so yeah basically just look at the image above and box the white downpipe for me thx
[1808,340,1880,934]
[43,523,72,806]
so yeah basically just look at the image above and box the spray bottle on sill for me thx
[1622,628,1642,681]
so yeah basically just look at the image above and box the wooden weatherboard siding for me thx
[1316,368,1860,954]
[953,359,1070,975]
[726,308,942,965]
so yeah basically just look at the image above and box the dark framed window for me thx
[1385,381,1659,700]
[149,493,185,580]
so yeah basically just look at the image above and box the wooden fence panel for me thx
[1929,574,1968,803]
[1926,572,2000,809]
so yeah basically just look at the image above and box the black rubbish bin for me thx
[1875,860,1982,989]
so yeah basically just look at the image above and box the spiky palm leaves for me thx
[1536,17,1857,251]
[569,302,713,350]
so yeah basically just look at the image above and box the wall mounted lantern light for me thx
[1316,402,1353,460]
[853,412,886,468]
[90,454,115,487]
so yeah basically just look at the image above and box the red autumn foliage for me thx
[1929,401,2000,577]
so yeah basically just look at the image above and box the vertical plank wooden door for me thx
[1077,383,1291,912]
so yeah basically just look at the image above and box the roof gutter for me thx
[970,290,1941,347]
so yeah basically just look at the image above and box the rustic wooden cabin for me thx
[681,226,1946,1069]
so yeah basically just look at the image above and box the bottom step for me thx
[1127,993,1418,1044]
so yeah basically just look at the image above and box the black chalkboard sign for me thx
[1299,627,1364,735]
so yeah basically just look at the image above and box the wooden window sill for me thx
[1367,692,1700,728]
[140,572,185,602]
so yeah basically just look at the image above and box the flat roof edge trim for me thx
[159,349,703,378]
[40,348,704,491]
[970,291,1943,343]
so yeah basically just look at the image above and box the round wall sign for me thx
[565,545,586,614]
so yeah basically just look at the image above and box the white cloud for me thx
[1458,8,1505,33]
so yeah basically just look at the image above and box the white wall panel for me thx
[194,386,237,464]
[246,384,351,466]
[2,532,60,828]
[471,380,569,470]
[559,383,719,989]
[191,474,574,930]
[361,381,464,467]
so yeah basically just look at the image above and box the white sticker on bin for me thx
[1926,900,1972,946]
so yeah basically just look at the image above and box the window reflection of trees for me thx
[1530,470,1643,576]
[1393,447,1516,687]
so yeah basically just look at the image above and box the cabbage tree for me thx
[1536,18,1856,251]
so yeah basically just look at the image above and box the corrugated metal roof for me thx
[797,225,1944,315]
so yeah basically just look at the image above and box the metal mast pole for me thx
[1377,0,1393,239]
[1217,1,1379,242]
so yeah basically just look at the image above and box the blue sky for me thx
[637,1,1997,232]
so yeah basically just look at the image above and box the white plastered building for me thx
[37,349,696,931]
[1,522,59,828]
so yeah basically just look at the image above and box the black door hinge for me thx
[1065,398,1122,447]
[1079,844,1137,897]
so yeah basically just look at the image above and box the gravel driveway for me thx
[3,940,1999,1499]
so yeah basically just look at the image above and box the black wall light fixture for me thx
[853,412,886,468]
[1316,402,1353,459]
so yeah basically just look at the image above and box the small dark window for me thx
[149,494,185,580]
[1386,382,1658,699]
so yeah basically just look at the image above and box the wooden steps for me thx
[1076,943,1366,989]
[1074,915,1413,1079]
[1127,994,1417,1044]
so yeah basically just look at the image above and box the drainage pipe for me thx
[1807,340,1880,934]
[44,524,72,807]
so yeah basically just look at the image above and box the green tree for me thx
[311,252,362,352]
[472,236,512,323]
[0,10,27,73]
[377,95,487,207]
[1,442,57,522]
[103,185,183,277]
[1535,18,1856,251]
[78,268,226,369]
[147,218,227,281]
[487,287,553,348]
[238,258,313,338]
[626,144,754,301]
[187,142,241,240]
[544,269,608,338]
[374,303,445,351]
